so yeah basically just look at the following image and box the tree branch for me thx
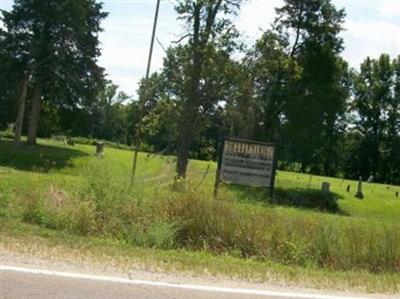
[172,33,192,44]
[202,0,224,45]
[290,0,304,57]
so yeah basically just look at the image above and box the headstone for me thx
[321,182,330,193]
[367,175,374,183]
[396,191,399,198]
[346,184,351,192]
[355,176,364,199]
[96,142,104,157]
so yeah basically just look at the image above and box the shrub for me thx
[0,126,14,139]
[21,195,47,226]
[145,221,177,249]
[274,188,339,212]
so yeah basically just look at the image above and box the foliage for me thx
[0,0,399,181]
[170,0,243,177]
[275,0,348,174]
[0,0,107,144]
[346,55,400,184]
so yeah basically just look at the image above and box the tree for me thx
[89,81,131,143]
[276,0,347,174]
[173,0,242,178]
[350,54,399,183]
[224,59,258,140]
[145,40,241,164]
[0,10,31,143]
[1,0,107,145]
[389,57,400,183]
[142,98,179,154]
[244,30,293,143]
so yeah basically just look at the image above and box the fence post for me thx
[214,138,225,198]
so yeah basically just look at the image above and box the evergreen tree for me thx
[245,30,293,143]
[276,0,347,174]
[1,0,107,145]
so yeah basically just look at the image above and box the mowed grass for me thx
[274,171,400,223]
[0,138,399,292]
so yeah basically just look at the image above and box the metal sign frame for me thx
[214,137,277,198]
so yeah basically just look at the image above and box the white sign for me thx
[220,139,275,187]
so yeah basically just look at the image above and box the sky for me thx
[1,0,400,97]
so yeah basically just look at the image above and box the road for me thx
[0,265,377,299]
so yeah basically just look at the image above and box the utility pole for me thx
[131,0,161,186]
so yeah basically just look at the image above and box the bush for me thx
[21,195,47,226]
[144,221,177,249]
[0,128,14,139]
[274,188,339,212]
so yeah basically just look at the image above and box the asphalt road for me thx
[0,268,372,299]
[0,271,296,299]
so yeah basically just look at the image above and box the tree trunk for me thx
[176,132,190,178]
[27,82,43,146]
[175,1,222,179]
[175,4,201,179]
[13,72,30,148]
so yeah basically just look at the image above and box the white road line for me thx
[0,265,368,299]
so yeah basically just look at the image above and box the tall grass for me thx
[16,160,399,273]
[167,192,400,272]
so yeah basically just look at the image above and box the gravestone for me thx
[367,175,374,183]
[346,184,351,192]
[396,191,399,198]
[321,182,330,193]
[96,142,104,157]
[355,176,364,199]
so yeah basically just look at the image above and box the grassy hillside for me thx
[1,138,399,292]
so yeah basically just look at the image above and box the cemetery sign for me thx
[215,137,277,195]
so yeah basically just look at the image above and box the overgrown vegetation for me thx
[1,139,399,277]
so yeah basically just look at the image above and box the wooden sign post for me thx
[214,137,277,198]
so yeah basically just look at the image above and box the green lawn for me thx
[0,138,399,293]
